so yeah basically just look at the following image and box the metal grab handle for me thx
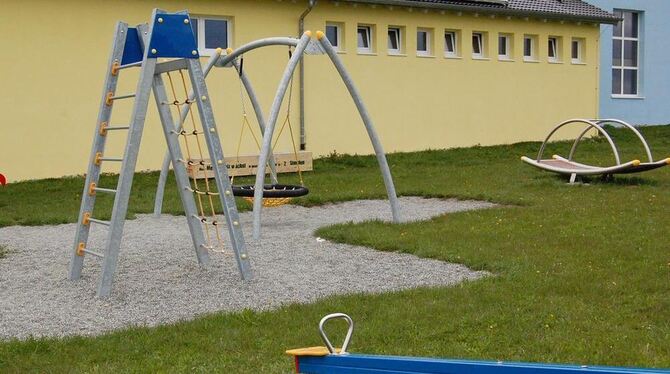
[319,313,354,354]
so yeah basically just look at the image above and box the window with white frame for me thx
[190,16,231,56]
[388,27,402,54]
[444,31,458,57]
[498,33,512,60]
[571,38,584,64]
[325,22,343,51]
[357,25,373,53]
[472,32,484,58]
[523,35,537,61]
[612,10,640,96]
[417,28,431,56]
[548,36,560,62]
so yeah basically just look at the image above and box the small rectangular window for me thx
[498,33,511,60]
[388,27,402,54]
[444,31,457,57]
[571,38,583,63]
[611,10,639,96]
[357,25,372,53]
[548,37,559,62]
[191,16,231,56]
[325,23,343,51]
[417,29,431,56]
[472,32,484,58]
[523,35,537,61]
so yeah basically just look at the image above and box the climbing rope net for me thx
[165,69,226,253]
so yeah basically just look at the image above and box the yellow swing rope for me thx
[232,57,263,187]
[236,48,305,207]
[166,70,225,253]
[271,49,304,186]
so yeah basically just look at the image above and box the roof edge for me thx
[339,0,620,24]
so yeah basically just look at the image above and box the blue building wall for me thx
[587,0,670,125]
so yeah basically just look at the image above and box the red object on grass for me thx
[0,173,6,186]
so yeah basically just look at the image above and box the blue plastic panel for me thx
[296,354,670,374]
[121,28,143,65]
[148,13,199,59]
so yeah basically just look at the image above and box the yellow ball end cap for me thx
[215,47,223,55]
[316,30,325,40]
[552,154,559,159]
[665,158,670,165]
[226,47,233,55]
[304,30,312,37]
[632,159,641,166]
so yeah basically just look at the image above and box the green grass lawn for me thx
[1,126,669,372]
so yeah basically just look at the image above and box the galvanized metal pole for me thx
[316,31,401,224]
[153,53,221,217]
[252,32,312,239]
[69,22,129,280]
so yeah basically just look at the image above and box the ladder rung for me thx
[83,248,105,258]
[88,217,111,226]
[100,157,124,162]
[106,125,130,131]
[94,152,123,165]
[94,187,117,194]
[111,93,136,101]
[119,61,142,70]
[76,242,105,258]
[105,92,136,105]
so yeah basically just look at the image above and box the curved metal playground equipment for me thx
[71,9,400,298]
[154,31,402,239]
[521,118,670,183]
[286,313,670,374]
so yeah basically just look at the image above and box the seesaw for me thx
[521,119,669,183]
[286,313,670,374]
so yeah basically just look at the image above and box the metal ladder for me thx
[69,9,252,298]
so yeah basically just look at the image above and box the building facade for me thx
[586,0,670,125]
[0,0,615,181]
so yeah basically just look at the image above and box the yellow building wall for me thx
[0,0,600,182]
[303,2,600,155]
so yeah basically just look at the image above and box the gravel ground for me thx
[0,197,495,340]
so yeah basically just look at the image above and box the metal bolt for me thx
[209,128,216,133]
[217,160,224,165]
[225,190,231,195]
[201,95,207,101]
[240,254,248,259]
[233,221,239,226]
[184,18,190,24]
[158,17,163,23]
[192,50,198,56]
[151,48,157,54]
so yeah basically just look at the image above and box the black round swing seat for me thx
[232,184,309,198]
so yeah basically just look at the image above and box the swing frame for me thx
[154,32,402,240]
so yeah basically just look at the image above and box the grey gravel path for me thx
[0,197,495,340]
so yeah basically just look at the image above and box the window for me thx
[548,36,561,62]
[612,10,640,96]
[190,16,231,56]
[444,31,458,57]
[523,35,537,61]
[498,33,512,60]
[357,25,373,53]
[325,23,343,51]
[472,32,484,58]
[388,27,402,54]
[571,38,584,64]
[417,29,431,56]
